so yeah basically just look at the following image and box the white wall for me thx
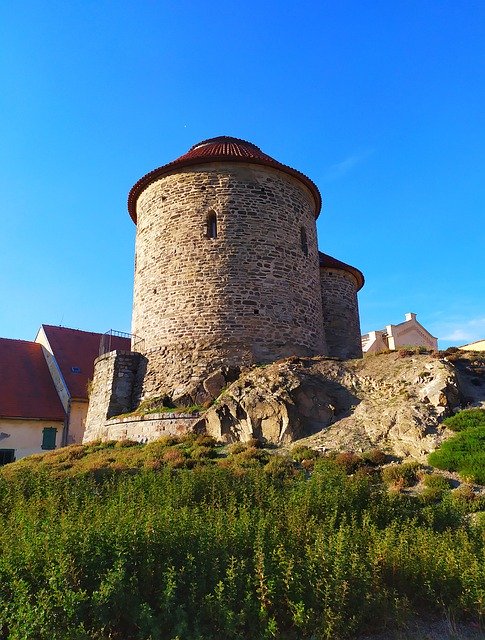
[0,418,64,461]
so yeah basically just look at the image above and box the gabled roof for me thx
[390,315,438,340]
[41,326,131,400]
[318,251,365,290]
[0,339,65,420]
[128,136,322,223]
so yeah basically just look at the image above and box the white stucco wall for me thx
[459,340,485,351]
[0,418,64,461]
[67,400,88,444]
[363,314,438,353]
[387,318,438,351]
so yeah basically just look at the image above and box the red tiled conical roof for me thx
[319,251,365,291]
[128,136,322,222]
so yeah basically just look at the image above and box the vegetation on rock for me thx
[442,408,485,432]
[428,408,485,484]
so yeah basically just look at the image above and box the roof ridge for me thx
[0,337,38,345]
[42,324,106,337]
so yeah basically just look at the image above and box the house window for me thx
[207,212,217,239]
[0,449,15,465]
[300,227,308,256]
[41,427,57,450]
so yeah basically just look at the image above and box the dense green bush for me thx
[443,408,485,432]
[428,426,485,484]
[290,444,320,462]
[0,449,483,640]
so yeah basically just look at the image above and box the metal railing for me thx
[99,329,144,356]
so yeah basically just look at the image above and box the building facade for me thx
[362,312,438,354]
[0,338,65,462]
[0,326,131,464]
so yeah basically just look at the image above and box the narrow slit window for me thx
[300,226,308,256]
[207,212,217,239]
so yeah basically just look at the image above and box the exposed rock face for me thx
[198,352,468,458]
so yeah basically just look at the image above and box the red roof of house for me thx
[41,326,131,400]
[319,251,365,291]
[128,136,322,223]
[0,339,65,420]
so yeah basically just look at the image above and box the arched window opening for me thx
[300,226,308,256]
[207,212,217,239]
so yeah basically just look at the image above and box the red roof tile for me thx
[319,251,365,291]
[0,339,65,420]
[41,326,131,400]
[128,136,322,223]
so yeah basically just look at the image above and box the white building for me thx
[362,313,438,354]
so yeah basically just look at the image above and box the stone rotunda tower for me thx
[84,137,364,442]
[128,136,328,400]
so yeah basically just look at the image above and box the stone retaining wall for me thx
[83,351,146,442]
[90,412,199,444]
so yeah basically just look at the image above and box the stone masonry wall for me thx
[320,268,362,359]
[96,413,199,443]
[132,162,327,401]
[83,351,145,442]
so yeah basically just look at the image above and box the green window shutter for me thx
[0,450,15,465]
[41,427,57,450]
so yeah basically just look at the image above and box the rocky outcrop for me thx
[197,352,470,459]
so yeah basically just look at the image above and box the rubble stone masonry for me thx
[83,351,145,441]
[320,269,362,359]
[132,162,327,400]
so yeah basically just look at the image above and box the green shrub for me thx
[227,441,245,454]
[381,462,421,490]
[230,446,270,467]
[291,445,319,462]
[151,434,181,447]
[114,439,139,448]
[442,408,485,432]
[420,473,452,502]
[397,345,432,357]
[192,434,217,447]
[334,451,364,474]
[428,426,485,484]
[452,483,476,505]
[190,445,217,461]
[422,473,452,490]
[361,448,388,466]
[161,447,187,468]
[263,454,296,479]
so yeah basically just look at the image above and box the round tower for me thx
[319,252,364,359]
[128,136,327,400]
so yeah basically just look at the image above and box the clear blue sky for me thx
[1,1,484,349]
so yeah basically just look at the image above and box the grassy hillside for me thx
[0,436,483,639]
